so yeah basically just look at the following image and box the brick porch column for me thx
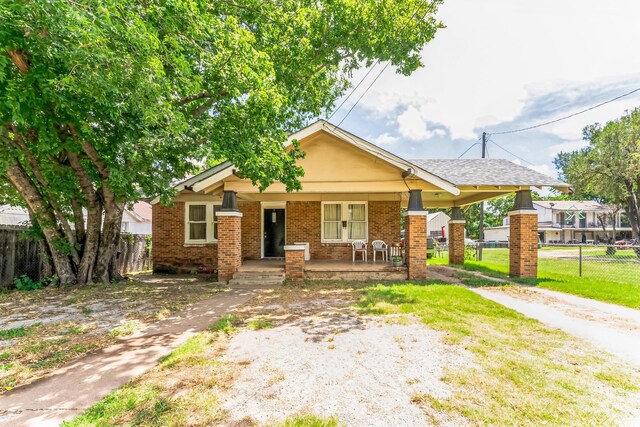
[406,190,427,280]
[216,191,242,282]
[448,207,466,265]
[509,190,538,278]
[284,245,305,281]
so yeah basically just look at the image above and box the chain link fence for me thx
[467,241,640,286]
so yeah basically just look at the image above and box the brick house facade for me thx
[151,120,570,280]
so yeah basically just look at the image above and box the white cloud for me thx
[527,163,557,178]
[368,132,399,146]
[346,0,640,143]
[548,139,588,157]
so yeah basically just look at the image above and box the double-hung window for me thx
[321,202,367,242]
[185,202,221,244]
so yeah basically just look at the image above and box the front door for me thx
[264,208,285,257]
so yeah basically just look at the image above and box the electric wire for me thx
[328,62,381,120]
[487,87,640,135]
[456,142,479,158]
[488,138,533,165]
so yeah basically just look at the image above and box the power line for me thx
[457,141,479,158]
[334,2,438,126]
[487,86,640,135]
[337,62,391,126]
[488,138,533,165]
[328,62,381,120]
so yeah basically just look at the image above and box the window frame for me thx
[321,201,368,243]
[184,202,222,244]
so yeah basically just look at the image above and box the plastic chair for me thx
[371,240,388,263]
[352,240,367,263]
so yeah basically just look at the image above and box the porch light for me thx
[342,220,348,228]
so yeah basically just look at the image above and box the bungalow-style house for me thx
[484,200,632,243]
[151,120,570,282]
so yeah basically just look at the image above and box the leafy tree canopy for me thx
[0,0,445,284]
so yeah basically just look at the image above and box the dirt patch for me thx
[0,274,222,391]
[218,295,472,427]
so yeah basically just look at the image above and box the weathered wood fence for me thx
[0,226,152,288]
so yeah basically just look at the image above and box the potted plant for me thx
[392,255,403,267]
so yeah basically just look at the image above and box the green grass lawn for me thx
[64,281,640,426]
[430,248,640,309]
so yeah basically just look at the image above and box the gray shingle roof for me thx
[410,159,570,188]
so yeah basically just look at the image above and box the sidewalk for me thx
[0,286,260,427]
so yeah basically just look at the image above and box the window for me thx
[321,202,367,242]
[185,202,221,244]
[121,222,129,232]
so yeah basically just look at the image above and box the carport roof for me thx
[410,158,570,189]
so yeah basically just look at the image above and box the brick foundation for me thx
[509,212,538,278]
[284,247,305,281]
[448,221,465,265]
[217,213,242,281]
[406,212,427,280]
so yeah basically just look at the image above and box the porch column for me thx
[216,191,242,282]
[448,207,466,265]
[406,189,428,280]
[509,190,538,278]
[284,245,305,281]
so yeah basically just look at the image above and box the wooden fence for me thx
[0,226,152,288]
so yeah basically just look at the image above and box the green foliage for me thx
[13,274,44,291]
[274,415,341,427]
[554,108,640,237]
[0,326,27,340]
[209,315,240,333]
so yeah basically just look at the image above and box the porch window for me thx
[185,202,221,244]
[321,202,367,242]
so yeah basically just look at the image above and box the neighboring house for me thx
[152,120,569,280]
[0,205,30,226]
[0,202,152,235]
[121,201,153,235]
[427,211,451,240]
[484,200,632,243]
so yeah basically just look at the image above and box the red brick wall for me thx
[152,202,217,273]
[509,213,538,278]
[152,201,259,273]
[286,201,401,260]
[406,213,427,279]
[239,201,260,260]
[217,214,242,281]
[448,221,466,265]
[285,248,305,280]
[153,199,402,271]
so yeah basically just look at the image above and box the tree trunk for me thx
[93,200,124,284]
[5,161,76,284]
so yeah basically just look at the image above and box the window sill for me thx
[184,241,218,247]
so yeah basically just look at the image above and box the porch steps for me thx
[228,264,285,287]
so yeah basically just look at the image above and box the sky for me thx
[327,0,640,181]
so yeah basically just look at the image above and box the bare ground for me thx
[0,274,223,391]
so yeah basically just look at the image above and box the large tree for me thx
[0,0,444,285]
[554,109,640,239]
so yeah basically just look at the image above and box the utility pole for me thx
[478,132,487,260]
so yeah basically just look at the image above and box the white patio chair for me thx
[371,240,388,263]
[352,240,367,263]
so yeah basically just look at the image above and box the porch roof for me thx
[153,120,571,208]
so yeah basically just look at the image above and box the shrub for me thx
[13,275,44,291]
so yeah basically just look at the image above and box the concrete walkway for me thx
[430,265,640,366]
[472,286,640,367]
[0,286,262,427]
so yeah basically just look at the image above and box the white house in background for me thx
[484,200,632,243]
[0,205,30,226]
[121,201,152,235]
[427,211,451,240]
[0,201,153,235]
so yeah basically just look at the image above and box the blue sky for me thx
[326,0,640,180]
